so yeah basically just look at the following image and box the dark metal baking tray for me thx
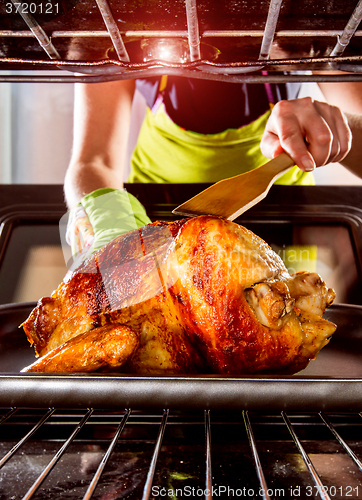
[1,302,362,412]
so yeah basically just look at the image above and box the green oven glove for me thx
[66,188,151,267]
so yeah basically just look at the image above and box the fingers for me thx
[261,100,317,171]
[316,101,352,163]
[260,97,352,172]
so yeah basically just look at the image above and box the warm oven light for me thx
[141,38,191,63]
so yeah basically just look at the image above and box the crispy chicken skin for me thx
[21,216,336,374]
[21,324,139,373]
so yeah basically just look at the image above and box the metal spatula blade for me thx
[172,152,295,220]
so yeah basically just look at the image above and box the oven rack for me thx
[2,0,362,82]
[0,408,362,500]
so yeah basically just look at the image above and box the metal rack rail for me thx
[1,0,362,82]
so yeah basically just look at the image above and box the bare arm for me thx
[318,81,362,179]
[64,79,136,209]
[260,80,362,179]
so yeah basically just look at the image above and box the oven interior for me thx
[1,184,362,499]
[2,1,362,498]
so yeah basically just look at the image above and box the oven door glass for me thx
[0,218,70,305]
[0,212,361,306]
[244,221,361,305]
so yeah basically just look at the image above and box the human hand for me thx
[260,97,352,172]
[65,188,151,271]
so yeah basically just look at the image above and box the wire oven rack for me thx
[1,407,362,500]
[2,0,362,83]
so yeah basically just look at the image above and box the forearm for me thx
[340,112,362,179]
[64,79,135,209]
[64,160,124,209]
[318,80,362,179]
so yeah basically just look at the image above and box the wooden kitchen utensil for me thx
[173,152,295,220]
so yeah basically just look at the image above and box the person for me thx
[63,74,362,262]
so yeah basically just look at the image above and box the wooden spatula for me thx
[172,152,295,220]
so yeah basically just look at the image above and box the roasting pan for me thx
[1,301,362,412]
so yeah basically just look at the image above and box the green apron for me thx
[129,103,314,186]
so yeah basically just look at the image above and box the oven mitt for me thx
[66,188,151,266]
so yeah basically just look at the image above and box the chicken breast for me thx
[21,216,336,375]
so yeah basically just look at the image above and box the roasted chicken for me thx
[21,216,336,375]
